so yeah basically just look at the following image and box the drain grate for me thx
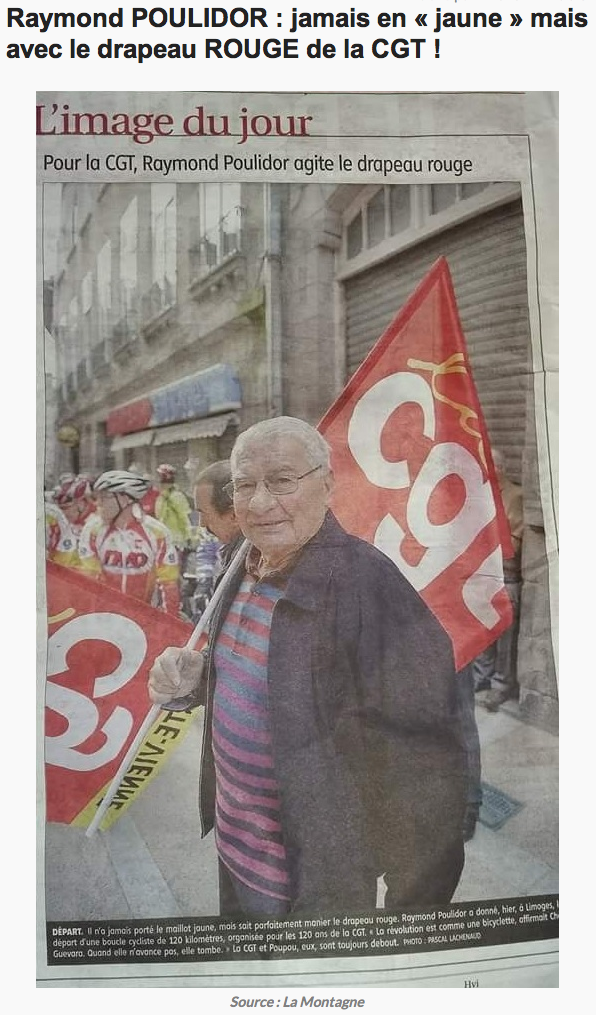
[479,782,524,829]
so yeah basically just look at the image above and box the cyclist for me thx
[45,494,78,568]
[155,463,193,558]
[54,474,96,545]
[78,470,180,615]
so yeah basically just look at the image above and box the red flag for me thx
[45,562,193,825]
[319,257,513,670]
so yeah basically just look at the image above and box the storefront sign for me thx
[106,364,242,437]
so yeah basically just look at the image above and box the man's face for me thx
[194,482,238,544]
[62,498,87,524]
[232,435,333,565]
[96,491,126,525]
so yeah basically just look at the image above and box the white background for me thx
[2,0,582,1004]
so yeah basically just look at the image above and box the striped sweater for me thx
[212,575,290,900]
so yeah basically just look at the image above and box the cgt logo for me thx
[46,613,147,771]
[347,367,505,631]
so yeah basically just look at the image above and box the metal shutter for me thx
[344,200,532,493]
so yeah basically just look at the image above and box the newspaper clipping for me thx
[37,90,558,989]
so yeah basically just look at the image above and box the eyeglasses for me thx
[224,466,323,501]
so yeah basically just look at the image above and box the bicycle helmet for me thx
[157,463,176,482]
[55,475,93,506]
[93,470,150,500]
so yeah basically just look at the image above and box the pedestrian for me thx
[474,449,523,711]
[179,461,242,623]
[78,470,180,615]
[148,417,466,916]
[456,664,483,841]
[193,460,244,566]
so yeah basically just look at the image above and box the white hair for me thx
[231,417,332,472]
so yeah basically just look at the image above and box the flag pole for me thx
[85,540,248,837]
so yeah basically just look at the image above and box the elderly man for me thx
[149,417,466,916]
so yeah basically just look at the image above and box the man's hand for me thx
[148,646,204,704]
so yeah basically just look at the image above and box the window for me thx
[389,187,411,235]
[198,184,242,274]
[366,189,386,248]
[58,313,68,389]
[68,296,79,369]
[81,271,93,315]
[151,184,177,311]
[120,197,138,320]
[97,240,111,341]
[80,271,93,365]
[461,182,489,199]
[346,186,412,260]
[430,184,457,215]
[431,181,489,215]
[62,189,79,254]
[346,211,363,259]
[344,183,499,264]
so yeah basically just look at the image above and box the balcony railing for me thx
[112,313,138,353]
[91,340,109,375]
[142,279,176,322]
[189,205,244,280]
[76,360,90,391]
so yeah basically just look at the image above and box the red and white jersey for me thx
[77,512,180,614]
[45,504,78,568]
[68,501,97,544]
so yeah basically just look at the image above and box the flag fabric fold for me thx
[319,256,513,670]
[45,561,197,827]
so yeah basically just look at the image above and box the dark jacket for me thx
[198,512,466,914]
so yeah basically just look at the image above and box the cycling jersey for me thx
[78,511,180,614]
[156,486,192,547]
[141,486,159,517]
[45,504,78,568]
[68,502,97,544]
[195,527,222,577]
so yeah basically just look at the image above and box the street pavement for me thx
[454,700,558,902]
[43,699,558,921]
